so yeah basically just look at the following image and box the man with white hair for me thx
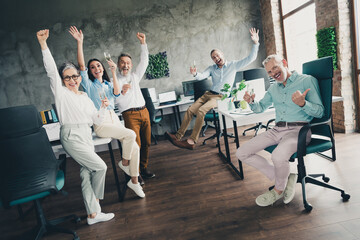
[236,54,324,207]
[166,28,260,150]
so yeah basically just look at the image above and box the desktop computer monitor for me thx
[182,80,198,97]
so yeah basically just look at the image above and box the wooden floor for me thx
[1,126,360,240]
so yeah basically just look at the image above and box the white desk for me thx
[154,96,194,129]
[217,108,276,179]
[44,123,126,202]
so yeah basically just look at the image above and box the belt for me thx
[122,105,146,113]
[208,90,220,95]
[275,121,308,127]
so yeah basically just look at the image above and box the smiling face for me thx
[211,50,225,67]
[89,60,104,80]
[62,68,81,92]
[118,56,132,76]
[264,58,290,84]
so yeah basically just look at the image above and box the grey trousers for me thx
[236,125,311,191]
[60,124,107,215]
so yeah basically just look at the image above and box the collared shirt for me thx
[249,71,324,122]
[115,44,149,113]
[195,43,259,93]
[80,70,118,110]
[42,48,105,126]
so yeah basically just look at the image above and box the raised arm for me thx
[106,59,121,96]
[134,32,149,81]
[36,29,63,97]
[69,26,85,71]
[249,28,259,45]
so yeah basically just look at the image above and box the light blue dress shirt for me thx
[250,71,324,122]
[195,43,259,93]
[80,69,118,110]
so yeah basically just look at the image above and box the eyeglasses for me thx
[63,74,80,82]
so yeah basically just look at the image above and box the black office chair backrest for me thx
[233,71,244,88]
[141,88,156,123]
[0,105,58,208]
[302,56,333,137]
[193,78,213,101]
[243,68,271,90]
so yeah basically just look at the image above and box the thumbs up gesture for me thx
[292,89,310,107]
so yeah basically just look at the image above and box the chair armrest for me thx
[296,118,332,158]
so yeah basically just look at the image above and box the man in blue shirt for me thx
[166,28,260,150]
[236,54,324,207]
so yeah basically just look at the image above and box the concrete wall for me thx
[0,0,265,111]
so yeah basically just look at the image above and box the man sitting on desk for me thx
[236,55,324,207]
[166,28,260,150]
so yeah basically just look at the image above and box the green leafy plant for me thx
[145,51,170,79]
[220,80,246,101]
[316,27,337,70]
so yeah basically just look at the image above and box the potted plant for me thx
[220,80,247,110]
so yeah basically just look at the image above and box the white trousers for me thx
[94,110,140,177]
[60,124,106,215]
[236,126,311,191]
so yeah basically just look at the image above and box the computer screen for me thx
[158,91,177,105]
[182,80,198,96]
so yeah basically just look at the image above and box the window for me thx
[280,0,317,72]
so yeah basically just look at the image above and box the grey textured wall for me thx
[0,0,264,111]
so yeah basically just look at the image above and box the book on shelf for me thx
[40,108,59,124]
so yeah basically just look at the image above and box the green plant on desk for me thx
[220,80,247,109]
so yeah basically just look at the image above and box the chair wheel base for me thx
[304,203,313,212]
[323,176,330,182]
[342,193,350,201]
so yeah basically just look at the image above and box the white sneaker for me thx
[127,180,145,198]
[87,212,115,225]
[255,189,283,207]
[283,173,298,204]
[118,161,130,176]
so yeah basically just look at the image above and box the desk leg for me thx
[173,105,181,130]
[214,111,220,149]
[222,114,231,164]
[233,120,244,180]
[108,142,123,202]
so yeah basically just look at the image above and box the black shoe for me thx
[138,175,145,186]
[141,168,155,179]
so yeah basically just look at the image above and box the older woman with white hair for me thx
[37,29,114,225]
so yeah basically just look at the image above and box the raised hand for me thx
[243,91,255,104]
[69,26,83,42]
[36,29,49,50]
[190,66,197,76]
[136,32,146,45]
[249,28,259,44]
[292,89,310,107]
[107,59,117,72]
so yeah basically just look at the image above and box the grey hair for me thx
[262,54,283,67]
[58,62,79,78]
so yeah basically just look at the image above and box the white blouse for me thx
[42,48,105,126]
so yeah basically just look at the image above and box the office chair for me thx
[0,105,80,240]
[141,88,164,144]
[264,57,350,212]
[241,68,271,136]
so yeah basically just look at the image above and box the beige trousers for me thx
[176,91,222,143]
[60,124,106,215]
[94,110,140,177]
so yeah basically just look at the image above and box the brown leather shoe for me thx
[165,131,179,145]
[173,139,195,150]
[141,168,155,179]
